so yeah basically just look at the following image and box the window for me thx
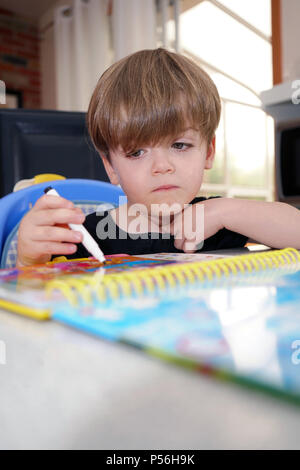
[167,0,275,200]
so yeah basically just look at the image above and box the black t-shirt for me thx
[66,197,248,258]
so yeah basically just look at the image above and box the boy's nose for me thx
[151,149,175,175]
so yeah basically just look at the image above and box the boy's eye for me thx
[172,142,191,150]
[127,149,144,158]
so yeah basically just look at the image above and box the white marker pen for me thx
[44,186,106,263]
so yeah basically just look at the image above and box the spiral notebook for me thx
[47,247,300,404]
[0,251,253,320]
[2,248,300,403]
[0,255,177,320]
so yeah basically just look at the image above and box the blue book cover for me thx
[51,249,300,404]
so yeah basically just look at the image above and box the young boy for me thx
[17,48,300,267]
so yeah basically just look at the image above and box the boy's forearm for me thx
[218,198,300,249]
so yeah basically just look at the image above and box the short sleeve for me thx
[200,228,248,251]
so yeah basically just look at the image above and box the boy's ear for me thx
[204,136,216,170]
[100,154,120,185]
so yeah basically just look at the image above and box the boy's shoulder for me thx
[191,195,221,204]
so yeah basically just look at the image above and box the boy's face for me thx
[101,128,215,218]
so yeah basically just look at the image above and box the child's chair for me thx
[0,179,125,269]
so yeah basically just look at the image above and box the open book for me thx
[1,248,300,403]
[0,255,176,319]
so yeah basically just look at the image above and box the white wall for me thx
[281,0,300,82]
[39,0,73,109]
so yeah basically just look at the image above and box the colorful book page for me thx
[52,268,300,404]
[0,255,176,319]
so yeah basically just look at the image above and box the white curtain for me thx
[54,0,111,111]
[54,0,157,112]
[112,0,156,62]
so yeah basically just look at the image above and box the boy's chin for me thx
[148,202,184,218]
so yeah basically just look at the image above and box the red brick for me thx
[23,85,40,93]
[29,78,41,86]
[28,25,38,34]
[0,27,12,35]
[27,62,40,72]
[20,69,40,77]
[27,43,40,52]
[0,45,13,54]
[0,35,15,46]
[0,11,41,110]
[0,8,14,16]
[27,89,40,96]
[23,98,41,109]
[16,50,38,60]
[17,44,39,55]
[9,39,27,48]
[17,32,39,43]
[28,87,41,94]
[0,62,17,72]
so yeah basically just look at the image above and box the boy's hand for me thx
[17,194,85,267]
[169,199,224,252]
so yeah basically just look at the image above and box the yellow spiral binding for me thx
[46,248,300,305]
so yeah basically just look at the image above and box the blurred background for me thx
[0,0,297,202]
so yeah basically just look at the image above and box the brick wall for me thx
[0,7,41,109]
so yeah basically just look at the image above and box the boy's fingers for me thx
[32,241,78,256]
[182,240,197,253]
[32,226,83,243]
[30,208,85,226]
[33,194,74,211]
[173,237,185,251]
[174,235,199,253]
[74,207,84,215]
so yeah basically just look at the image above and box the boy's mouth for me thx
[152,185,179,192]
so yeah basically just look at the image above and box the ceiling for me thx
[0,0,57,21]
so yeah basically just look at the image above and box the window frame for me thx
[175,0,278,201]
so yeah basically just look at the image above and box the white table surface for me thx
[1,246,300,450]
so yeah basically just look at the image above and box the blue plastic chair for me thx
[0,179,125,268]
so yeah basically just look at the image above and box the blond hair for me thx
[88,48,221,158]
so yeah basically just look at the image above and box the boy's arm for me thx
[215,198,300,249]
[170,198,300,252]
